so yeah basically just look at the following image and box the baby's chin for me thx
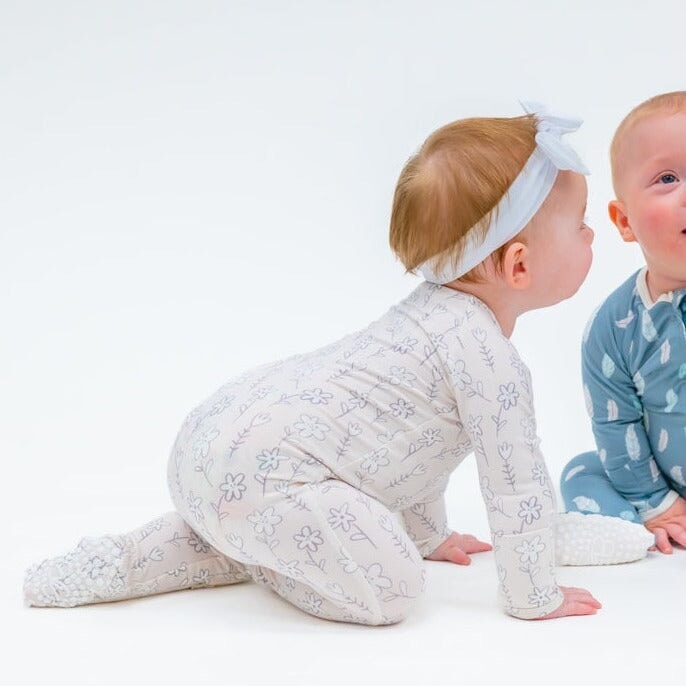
[645,266,686,294]
[546,284,585,309]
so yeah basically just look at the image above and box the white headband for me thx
[418,101,590,284]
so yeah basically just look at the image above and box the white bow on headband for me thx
[419,101,589,284]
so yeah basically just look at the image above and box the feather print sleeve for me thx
[582,300,675,519]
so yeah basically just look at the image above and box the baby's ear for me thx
[608,200,636,242]
[502,241,531,290]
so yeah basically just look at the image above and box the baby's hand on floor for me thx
[426,532,492,565]
[645,496,686,554]
[536,586,602,620]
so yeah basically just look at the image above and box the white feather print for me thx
[619,511,637,521]
[602,354,616,379]
[599,448,607,464]
[607,399,618,421]
[572,496,600,513]
[649,458,660,483]
[665,388,678,413]
[614,309,635,329]
[564,465,586,482]
[583,306,601,343]
[583,384,593,418]
[658,428,669,452]
[671,465,686,487]
[661,339,671,364]
[642,310,657,342]
[625,425,641,461]
[633,371,645,396]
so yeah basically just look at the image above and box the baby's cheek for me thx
[642,204,673,233]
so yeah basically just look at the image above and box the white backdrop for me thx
[3,2,684,684]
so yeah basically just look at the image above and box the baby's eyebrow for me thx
[644,154,680,168]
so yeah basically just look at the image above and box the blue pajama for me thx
[561,268,686,522]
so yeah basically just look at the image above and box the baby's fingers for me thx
[560,596,601,617]
[664,522,686,549]
[652,527,673,554]
[456,534,492,554]
[441,542,471,565]
[537,586,601,620]
[559,586,602,610]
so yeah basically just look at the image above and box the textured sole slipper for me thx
[555,512,655,566]
[24,535,127,608]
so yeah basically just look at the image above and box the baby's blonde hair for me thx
[610,91,686,196]
[389,114,538,283]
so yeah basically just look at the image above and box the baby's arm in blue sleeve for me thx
[583,316,677,520]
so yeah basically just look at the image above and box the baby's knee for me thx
[364,562,425,626]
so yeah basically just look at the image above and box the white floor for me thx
[7,460,685,686]
[7,546,685,685]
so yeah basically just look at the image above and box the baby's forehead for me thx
[612,110,675,177]
[541,171,586,214]
[620,110,686,162]
[618,107,686,148]
[611,93,686,193]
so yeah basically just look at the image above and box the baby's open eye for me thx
[658,172,678,184]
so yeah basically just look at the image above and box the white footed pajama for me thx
[26,282,637,622]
